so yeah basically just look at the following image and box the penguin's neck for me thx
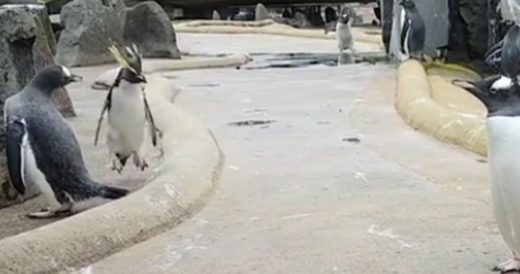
[27,79,58,97]
[120,68,142,84]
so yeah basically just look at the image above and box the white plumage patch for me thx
[19,119,27,190]
[107,81,147,157]
[487,116,520,255]
[24,130,62,209]
[61,66,71,77]
[492,76,514,90]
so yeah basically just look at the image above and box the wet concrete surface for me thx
[241,52,389,69]
[75,34,507,274]
[0,65,162,239]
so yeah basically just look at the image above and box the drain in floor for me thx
[228,120,277,127]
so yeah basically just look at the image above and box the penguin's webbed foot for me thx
[132,152,148,171]
[493,257,520,273]
[111,159,124,174]
[27,208,73,219]
[414,53,434,66]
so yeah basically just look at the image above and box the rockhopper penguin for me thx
[399,0,425,61]
[453,76,520,273]
[484,24,520,92]
[94,45,162,174]
[4,65,128,219]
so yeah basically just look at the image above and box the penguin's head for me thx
[452,75,520,116]
[31,64,82,93]
[108,44,147,84]
[121,44,146,83]
[399,0,416,9]
[339,7,350,24]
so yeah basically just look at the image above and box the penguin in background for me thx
[94,45,162,174]
[4,65,128,218]
[399,0,426,61]
[484,24,520,92]
[336,6,354,65]
[453,76,520,273]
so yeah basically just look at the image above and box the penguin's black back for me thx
[501,25,520,80]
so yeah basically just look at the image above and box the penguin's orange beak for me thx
[137,74,147,83]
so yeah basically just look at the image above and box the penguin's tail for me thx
[98,185,129,199]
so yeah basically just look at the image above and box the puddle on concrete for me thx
[239,52,389,70]
[228,119,277,127]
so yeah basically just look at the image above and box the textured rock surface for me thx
[255,3,269,21]
[458,0,488,58]
[123,1,180,58]
[0,4,76,207]
[212,9,221,20]
[55,0,124,67]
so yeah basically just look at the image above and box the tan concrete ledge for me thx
[92,54,250,90]
[0,76,224,274]
[174,20,382,45]
[395,60,487,156]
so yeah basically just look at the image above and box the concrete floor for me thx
[73,34,508,274]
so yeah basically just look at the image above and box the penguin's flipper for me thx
[94,69,122,146]
[5,119,28,195]
[400,18,410,54]
[142,91,159,147]
[94,94,110,146]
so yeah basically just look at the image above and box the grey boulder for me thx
[123,1,180,58]
[255,3,269,21]
[55,0,124,67]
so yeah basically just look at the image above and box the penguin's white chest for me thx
[487,116,520,253]
[336,22,353,51]
[107,81,146,153]
[400,9,410,55]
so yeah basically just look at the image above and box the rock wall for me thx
[56,0,181,66]
[123,1,181,58]
[55,0,124,67]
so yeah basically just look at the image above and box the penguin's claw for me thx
[493,258,520,273]
[111,159,124,174]
[132,152,148,171]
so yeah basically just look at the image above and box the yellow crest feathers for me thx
[108,45,137,73]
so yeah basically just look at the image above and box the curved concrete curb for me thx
[395,60,487,156]
[174,20,382,45]
[92,54,250,90]
[0,76,224,273]
[142,53,250,72]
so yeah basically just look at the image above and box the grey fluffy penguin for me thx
[4,65,128,219]
[484,24,520,91]
[399,0,425,61]
[453,76,520,273]
[94,45,161,174]
[336,7,354,55]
